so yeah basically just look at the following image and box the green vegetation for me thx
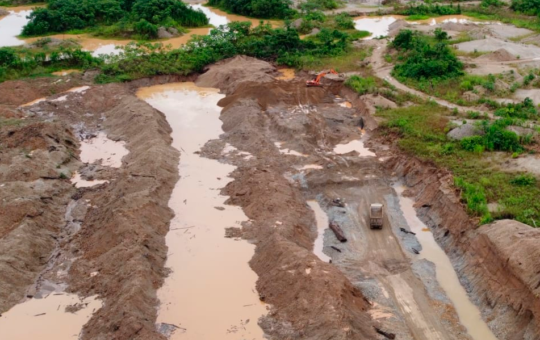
[22,0,209,39]
[397,3,462,17]
[495,98,538,119]
[510,0,540,16]
[481,0,504,8]
[298,0,340,12]
[97,21,350,82]
[391,30,463,81]
[208,0,295,19]
[345,75,376,95]
[0,46,100,82]
[464,5,540,32]
[378,103,540,226]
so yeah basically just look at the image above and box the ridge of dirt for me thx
[8,84,180,340]
[386,154,540,340]
[0,120,80,312]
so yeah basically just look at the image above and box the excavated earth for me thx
[1,55,540,340]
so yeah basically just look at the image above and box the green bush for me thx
[399,3,462,16]
[481,0,504,7]
[495,97,538,119]
[511,174,537,186]
[345,75,376,95]
[208,0,295,19]
[334,13,354,29]
[22,0,209,36]
[511,0,540,15]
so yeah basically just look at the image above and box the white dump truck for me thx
[370,203,383,229]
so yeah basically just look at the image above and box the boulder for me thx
[291,18,303,29]
[463,91,480,102]
[158,27,173,39]
[447,123,482,140]
[0,8,9,17]
[167,27,180,36]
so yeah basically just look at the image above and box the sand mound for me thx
[476,48,516,62]
[196,55,276,94]
[388,19,408,37]
[456,38,540,59]
[440,22,472,32]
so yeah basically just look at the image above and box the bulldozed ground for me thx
[0,54,539,340]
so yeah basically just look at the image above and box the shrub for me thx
[511,174,537,186]
[345,75,376,95]
[511,0,540,16]
[209,0,295,19]
[495,97,538,119]
[22,0,209,36]
[334,13,354,29]
[454,177,491,222]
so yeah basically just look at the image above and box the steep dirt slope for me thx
[388,155,540,340]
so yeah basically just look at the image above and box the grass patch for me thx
[377,103,540,226]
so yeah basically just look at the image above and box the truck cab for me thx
[370,203,383,229]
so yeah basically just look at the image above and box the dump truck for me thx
[370,203,383,229]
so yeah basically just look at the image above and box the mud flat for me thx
[137,83,266,339]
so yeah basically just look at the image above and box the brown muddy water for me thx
[136,83,266,339]
[394,185,498,340]
[353,15,486,39]
[0,6,32,47]
[0,294,101,340]
[79,132,129,168]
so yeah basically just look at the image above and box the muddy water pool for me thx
[334,138,374,156]
[137,83,266,339]
[0,294,101,340]
[0,8,31,47]
[79,132,129,168]
[394,185,498,340]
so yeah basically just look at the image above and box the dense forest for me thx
[22,0,209,38]
[207,0,295,19]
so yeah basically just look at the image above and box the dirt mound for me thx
[218,79,340,110]
[456,38,540,60]
[196,55,277,94]
[476,48,516,62]
[0,120,80,313]
[388,19,408,36]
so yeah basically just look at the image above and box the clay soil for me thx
[1,54,538,340]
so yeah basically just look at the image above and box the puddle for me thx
[68,86,90,93]
[275,141,308,157]
[79,132,129,168]
[307,201,331,262]
[0,9,31,47]
[394,185,498,340]
[334,139,375,156]
[0,293,101,340]
[71,172,108,188]
[353,15,483,39]
[136,83,266,339]
[276,68,295,80]
[338,101,352,108]
[354,16,401,39]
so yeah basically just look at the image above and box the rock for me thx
[361,94,397,110]
[158,27,173,39]
[0,8,9,17]
[463,91,480,102]
[473,85,486,96]
[495,79,510,92]
[307,28,320,36]
[506,126,537,137]
[291,18,303,29]
[167,27,180,36]
[447,123,482,140]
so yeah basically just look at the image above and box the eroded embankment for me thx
[0,82,180,339]
[387,155,540,340]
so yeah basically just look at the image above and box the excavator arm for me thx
[306,69,338,87]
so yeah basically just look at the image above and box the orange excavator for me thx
[306,69,338,87]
